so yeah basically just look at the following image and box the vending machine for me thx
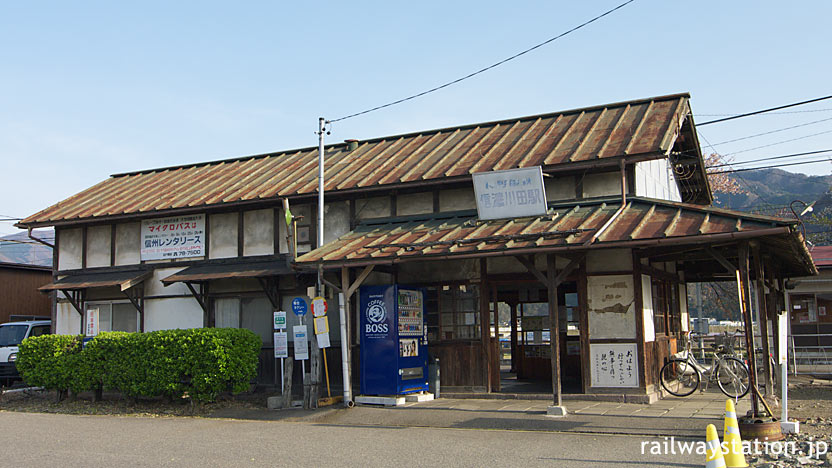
[359,285,429,396]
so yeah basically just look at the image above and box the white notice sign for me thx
[86,308,100,337]
[590,343,639,388]
[274,331,288,358]
[293,325,309,361]
[141,214,205,261]
[274,311,286,330]
[472,166,547,220]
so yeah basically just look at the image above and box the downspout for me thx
[28,227,55,248]
[584,159,628,246]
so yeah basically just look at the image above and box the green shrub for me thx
[16,328,262,403]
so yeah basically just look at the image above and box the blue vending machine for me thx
[360,285,429,395]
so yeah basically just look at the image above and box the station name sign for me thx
[140,214,205,261]
[472,166,548,220]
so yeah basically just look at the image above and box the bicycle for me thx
[660,331,750,398]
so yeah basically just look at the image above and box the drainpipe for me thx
[27,227,54,248]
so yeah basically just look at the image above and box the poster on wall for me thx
[274,331,288,358]
[140,214,205,261]
[86,308,100,337]
[590,343,639,388]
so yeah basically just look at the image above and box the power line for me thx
[329,0,637,123]
[695,108,832,117]
[706,149,832,169]
[698,94,832,126]
[708,158,832,174]
[707,117,832,146]
[722,129,832,156]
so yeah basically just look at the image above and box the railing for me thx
[789,333,832,375]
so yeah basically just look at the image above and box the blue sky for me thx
[1,1,831,235]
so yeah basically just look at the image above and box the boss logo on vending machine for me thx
[365,298,389,335]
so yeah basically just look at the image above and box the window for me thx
[651,278,679,335]
[214,296,272,345]
[30,326,50,337]
[85,302,138,333]
[426,284,480,341]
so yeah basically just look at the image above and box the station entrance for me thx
[488,279,583,394]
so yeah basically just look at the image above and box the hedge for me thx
[16,328,261,403]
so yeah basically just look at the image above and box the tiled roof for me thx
[20,94,700,227]
[295,197,815,277]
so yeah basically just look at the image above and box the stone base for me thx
[546,405,568,418]
[781,420,800,434]
[405,392,434,403]
[355,395,407,406]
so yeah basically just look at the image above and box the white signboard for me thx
[314,316,330,349]
[86,308,100,337]
[140,214,205,261]
[274,311,286,330]
[312,297,327,317]
[778,312,788,365]
[472,166,547,220]
[274,331,288,358]
[293,325,309,361]
[590,343,639,388]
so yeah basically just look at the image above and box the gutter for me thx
[27,227,54,249]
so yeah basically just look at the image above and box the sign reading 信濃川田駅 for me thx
[140,214,205,261]
[472,166,547,220]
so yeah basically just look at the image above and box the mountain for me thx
[0,229,53,267]
[714,168,832,215]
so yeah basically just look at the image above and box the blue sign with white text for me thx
[291,297,308,316]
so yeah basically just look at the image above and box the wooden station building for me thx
[18,93,816,404]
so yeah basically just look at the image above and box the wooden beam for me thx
[514,255,548,286]
[738,242,760,416]
[185,282,208,315]
[60,289,84,316]
[346,265,375,299]
[753,246,774,395]
[546,254,562,407]
[705,247,736,274]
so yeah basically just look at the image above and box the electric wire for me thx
[722,129,832,156]
[708,158,832,174]
[329,0,636,123]
[705,149,832,169]
[706,117,832,146]
[697,95,832,126]
[694,108,832,117]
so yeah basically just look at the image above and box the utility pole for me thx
[317,117,326,296]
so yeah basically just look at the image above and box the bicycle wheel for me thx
[716,356,750,398]
[660,359,700,397]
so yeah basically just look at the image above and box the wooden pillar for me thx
[547,254,562,407]
[753,246,773,394]
[510,302,518,373]
[479,258,493,392]
[738,242,760,416]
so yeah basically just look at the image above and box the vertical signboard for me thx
[293,325,309,361]
[274,311,286,330]
[141,214,205,260]
[85,308,100,337]
[274,332,288,359]
[472,166,548,220]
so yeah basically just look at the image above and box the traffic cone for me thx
[705,424,727,468]
[723,399,748,467]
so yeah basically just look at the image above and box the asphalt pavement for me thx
[0,411,704,467]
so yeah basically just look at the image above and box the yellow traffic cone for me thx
[705,424,727,468]
[723,399,748,467]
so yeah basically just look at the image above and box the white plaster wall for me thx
[115,222,141,266]
[56,301,81,335]
[86,225,111,268]
[209,212,238,259]
[641,274,655,342]
[787,270,832,295]
[147,267,190,297]
[583,172,622,199]
[634,159,681,202]
[545,176,576,201]
[144,297,204,331]
[586,249,632,273]
[355,197,391,220]
[439,188,476,212]
[397,192,433,216]
[324,201,350,244]
[243,209,274,256]
[587,274,636,339]
[58,228,83,270]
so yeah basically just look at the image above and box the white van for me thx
[0,320,51,386]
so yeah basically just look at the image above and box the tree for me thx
[704,153,745,200]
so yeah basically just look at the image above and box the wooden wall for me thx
[0,266,51,323]
[429,342,487,390]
